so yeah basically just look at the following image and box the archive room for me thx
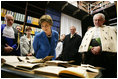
[1,1,117,78]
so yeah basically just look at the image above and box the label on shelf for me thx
[27,16,32,23]
[1,8,7,17]
[32,17,39,25]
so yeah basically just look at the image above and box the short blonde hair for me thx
[39,15,53,27]
[93,13,105,21]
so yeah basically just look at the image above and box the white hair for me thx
[70,26,76,30]
[93,13,105,21]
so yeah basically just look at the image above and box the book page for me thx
[19,56,36,60]
[59,66,89,78]
[45,60,68,66]
[4,62,25,68]
[1,56,19,63]
[1,56,44,69]
[34,66,65,76]
[46,60,68,63]
[27,59,43,63]
[17,63,42,69]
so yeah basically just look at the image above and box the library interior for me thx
[1,1,117,78]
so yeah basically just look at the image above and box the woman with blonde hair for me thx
[33,15,59,60]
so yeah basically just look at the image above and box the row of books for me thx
[1,8,25,22]
[1,8,59,34]
[1,8,39,26]
[27,16,39,26]
[1,21,41,35]
[52,26,60,33]
[46,8,61,28]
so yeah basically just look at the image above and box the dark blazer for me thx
[57,33,82,65]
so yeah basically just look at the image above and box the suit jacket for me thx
[57,33,82,62]
[20,35,34,56]
[33,30,59,60]
[1,24,18,55]
[79,25,117,53]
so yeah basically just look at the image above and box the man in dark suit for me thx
[57,26,82,65]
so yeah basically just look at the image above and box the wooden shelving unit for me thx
[1,1,45,34]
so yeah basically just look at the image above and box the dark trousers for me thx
[83,51,117,78]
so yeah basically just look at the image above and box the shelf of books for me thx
[27,16,40,27]
[1,2,61,35]
[1,8,42,35]
[1,8,25,22]
[45,8,61,34]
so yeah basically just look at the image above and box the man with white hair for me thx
[79,13,117,77]
[1,14,18,55]
[57,26,82,65]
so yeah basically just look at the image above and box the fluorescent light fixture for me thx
[67,1,77,7]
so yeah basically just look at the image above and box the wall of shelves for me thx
[1,1,61,35]
[46,8,61,34]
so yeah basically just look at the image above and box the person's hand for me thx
[4,47,13,53]
[27,53,33,56]
[91,46,101,55]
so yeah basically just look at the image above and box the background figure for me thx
[57,26,82,65]
[79,13,117,78]
[1,14,18,55]
[56,34,65,58]
[20,26,34,56]
[15,25,23,56]
[33,15,59,60]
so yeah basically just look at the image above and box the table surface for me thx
[1,64,102,78]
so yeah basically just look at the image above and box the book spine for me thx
[13,12,16,20]
[23,15,25,22]
[15,13,18,21]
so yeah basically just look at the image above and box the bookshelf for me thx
[1,1,44,35]
[2,1,65,36]
[1,1,61,35]
[46,8,61,34]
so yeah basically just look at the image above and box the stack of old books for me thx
[1,56,99,78]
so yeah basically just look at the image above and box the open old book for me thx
[1,56,54,70]
[34,65,99,78]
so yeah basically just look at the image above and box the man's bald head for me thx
[5,14,14,26]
